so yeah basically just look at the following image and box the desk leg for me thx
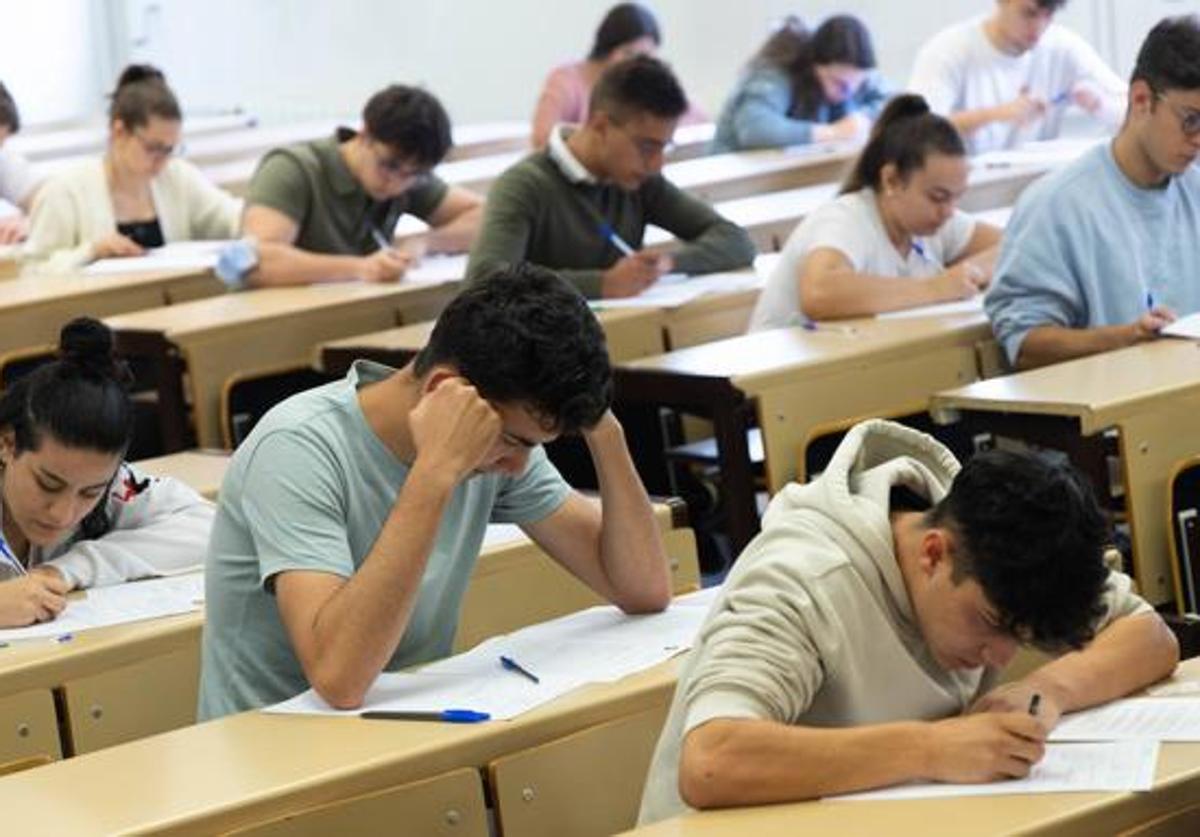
[714,399,759,556]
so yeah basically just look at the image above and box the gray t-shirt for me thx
[198,360,570,720]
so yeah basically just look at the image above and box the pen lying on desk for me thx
[360,709,491,723]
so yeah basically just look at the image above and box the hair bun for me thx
[115,64,166,91]
[59,317,129,384]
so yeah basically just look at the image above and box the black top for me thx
[117,218,165,249]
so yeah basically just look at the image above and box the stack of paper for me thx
[0,572,204,641]
[83,240,232,276]
[264,585,722,718]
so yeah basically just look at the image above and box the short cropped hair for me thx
[1132,15,1200,93]
[414,264,612,433]
[589,54,688,123]
[1033,0,1068,12]
[362,85,453,168]
[929,449,1110,651]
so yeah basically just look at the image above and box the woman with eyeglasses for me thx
[22,65,240,274]
[0,318,214,628]
[711,15,889,154]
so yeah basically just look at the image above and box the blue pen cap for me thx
[441,709,491,723]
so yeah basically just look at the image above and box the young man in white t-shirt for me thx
[908,0,1124,154]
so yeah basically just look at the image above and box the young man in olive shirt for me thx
[242,85,482,287]
[467,56,756,299]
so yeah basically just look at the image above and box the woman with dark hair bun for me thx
[22,64,240,274]
[712,14,889,152]
[0,317,213,628]
[749,94,1003,329]
[530,3,705,148]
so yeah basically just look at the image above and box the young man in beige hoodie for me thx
[639,419,1179,822]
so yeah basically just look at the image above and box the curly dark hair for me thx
[414,264,612,433]
[362,84,453,167]
[929,449,1111,651]
[1132,15,1200,93]
[590,54,688,122]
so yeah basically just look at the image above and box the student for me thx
[909,0,1125,154]
[637,419,1178,822]
[468,56,755,300]
[749,95,1001,330]
[530,2,705,149]
[198,264,671,719]
[22,66,240,274]
[0,82,42,245]
[0,318,214,628]
[239,84,482,288]
[709,15,887,154]
[986,15,1200,370]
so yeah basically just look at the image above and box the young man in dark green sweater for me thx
[467,56,757,299]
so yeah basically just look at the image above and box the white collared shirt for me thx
[546,124,598,185]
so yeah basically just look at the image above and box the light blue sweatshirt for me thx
[710,65,889,153]
[986,143,1200,365]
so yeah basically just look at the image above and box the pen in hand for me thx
[599,222,636,257]
[1028,693,1041,717]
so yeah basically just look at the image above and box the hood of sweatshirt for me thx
[760,418,960,638]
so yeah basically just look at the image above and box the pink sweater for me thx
[530,61,707,148]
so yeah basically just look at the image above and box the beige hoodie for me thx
[638,419,1149,824]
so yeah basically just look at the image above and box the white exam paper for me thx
[828,740,1159,801]
[1051,698,1200,742]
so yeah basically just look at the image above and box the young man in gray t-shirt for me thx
[199,264,671,719]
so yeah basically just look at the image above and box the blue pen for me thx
[598,222,636,257]
[1050,91,1071,107]
[55,633,74,644]
[1147,290,1156,311]
[500,654,541,684]
[359,709,491,723]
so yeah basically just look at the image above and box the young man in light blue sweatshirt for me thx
[985,15,1200,370]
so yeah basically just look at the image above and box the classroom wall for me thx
[0,0,114,127]
[4,0,1192,129]
[110,0,1182,128]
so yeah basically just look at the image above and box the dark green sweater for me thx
[466,151,757,298]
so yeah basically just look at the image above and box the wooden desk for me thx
[0,268,225,358]
[105,279,460,451]
[930,340,1200,608]
[616,311,991,552]
[666,144,858,204]
[0,513,697,835]
[626,658,1200,837]
[134,450,231,500]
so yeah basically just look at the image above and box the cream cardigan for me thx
[22,156,241,274]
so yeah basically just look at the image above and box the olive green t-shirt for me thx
[246,128,449,256]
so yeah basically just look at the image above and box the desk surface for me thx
[134,450,231,500]
[932,339,1200,435]
[0,268,214,311]
[624,309,990,395]
[104,280,442,338]
[628,659,1200,837]
[13,112,256,162]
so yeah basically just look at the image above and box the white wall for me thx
[22,0,1197,129]
[0,0,113,127]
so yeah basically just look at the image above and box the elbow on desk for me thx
[308,665,371,711]
[615,586,671,616]
[677,722,764,810]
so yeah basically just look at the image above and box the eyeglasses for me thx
[132,130,178,159]
[1155,92,1200,138]
[368,142,430,183]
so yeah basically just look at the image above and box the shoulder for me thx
[1040,23,1099,56]
[491,152,560,196]
[917,18,977,59]
[40,158,105,197]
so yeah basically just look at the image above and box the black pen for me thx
[1028,693,1041,717]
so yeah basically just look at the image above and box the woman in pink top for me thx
[531,3,704,148]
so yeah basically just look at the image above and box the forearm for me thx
[1015,324,1140,370]
[424,205,483,254]
[586,414,671,612]
[802,271,958,320]
[248,241,365,287]
[671,221,757,276]
[949,106,1006,137]
[680,718,930,808]
[1021,614,1179,712]
[306,462,456,706]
